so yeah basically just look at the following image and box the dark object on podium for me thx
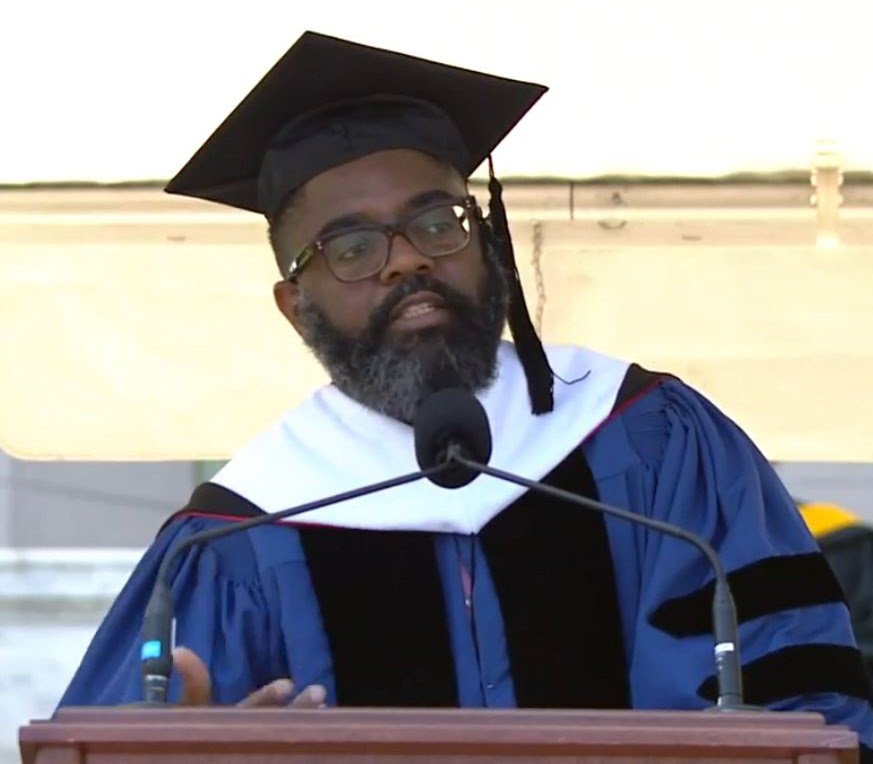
[19,707,858,763]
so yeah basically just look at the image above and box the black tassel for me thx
[487,157,554,414]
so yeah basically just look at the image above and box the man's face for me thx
[273,148,508,422]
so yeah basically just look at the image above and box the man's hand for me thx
[172,646,327,708]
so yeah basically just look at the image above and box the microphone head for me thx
[413,388,492,489]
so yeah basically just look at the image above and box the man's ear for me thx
[273,280,304,337]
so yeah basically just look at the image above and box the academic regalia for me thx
[58,29,873,763]
[59,344,873,758]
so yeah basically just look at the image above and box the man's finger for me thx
[289,684,327,709]
[173,646,212,706]
[238,678,296,708]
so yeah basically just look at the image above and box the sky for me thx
[2,0,872,183]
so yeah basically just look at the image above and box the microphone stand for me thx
[446,445,754,712]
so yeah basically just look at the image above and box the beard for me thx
[295,247,509,423]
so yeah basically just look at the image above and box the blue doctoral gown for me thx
[58,378,873,754]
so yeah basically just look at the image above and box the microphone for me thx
[140,462,448,704]
[413,387,492,488]
[413,388,749,711]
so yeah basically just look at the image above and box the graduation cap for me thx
[166,31,554,414]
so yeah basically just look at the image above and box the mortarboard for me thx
[165,31,546,215]
[165,31,555,413]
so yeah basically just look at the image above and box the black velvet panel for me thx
[185,482,265,516]
[614,363,670,407]
[297,527,458,707]
[157,482,265,535]
[650,553,847,637]
[697,644,871,704]
[478,447,630,709]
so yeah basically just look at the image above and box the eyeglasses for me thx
[287,195,479,283]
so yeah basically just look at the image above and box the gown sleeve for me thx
[57,516,287,707]
[614,379,873,753]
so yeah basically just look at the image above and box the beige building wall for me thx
[1,181,871,462]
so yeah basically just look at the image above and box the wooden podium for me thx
[19,707,859,763]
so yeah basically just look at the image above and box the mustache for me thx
[364,274,477,342]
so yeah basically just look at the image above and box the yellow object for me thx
[799,502,859,538]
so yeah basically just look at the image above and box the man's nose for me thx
[379,234,434,285]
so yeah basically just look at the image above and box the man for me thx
[60,32,873,755]
[798,498,873,684]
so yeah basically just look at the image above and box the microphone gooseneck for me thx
[140,464,446,703]
[414,389,748,711]
[447,446,745,710]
